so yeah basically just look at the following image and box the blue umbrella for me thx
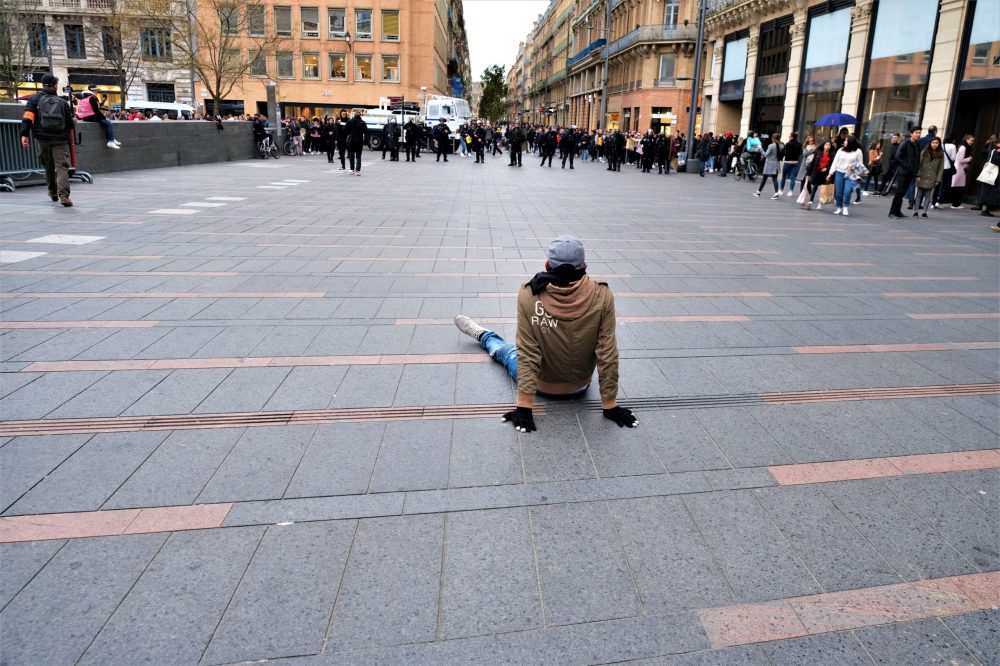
[814,112,859,126]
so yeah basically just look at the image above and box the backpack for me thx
[38,93,66,132]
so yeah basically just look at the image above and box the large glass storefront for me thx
[858,0,939,146]
[750,17,792,137]
[720,32,748,102]
[950,0,1000,200]
[795,2,852,140]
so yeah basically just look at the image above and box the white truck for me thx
[359,97,419,150]
[419,95,472,150]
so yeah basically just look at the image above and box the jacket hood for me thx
[538,275,597,321]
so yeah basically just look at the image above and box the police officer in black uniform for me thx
[345,111,367,174]
[508,123,525,167]
[335,110,350,169]
[383,117,401,161]
[433,119,450,162]
[560,127,577,169]
[403,118,419,162]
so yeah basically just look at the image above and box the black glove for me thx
[502,407,536,433]
[603,406,638,428]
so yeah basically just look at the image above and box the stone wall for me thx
[0,104,256,176]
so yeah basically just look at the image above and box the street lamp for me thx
[682,0,706,170]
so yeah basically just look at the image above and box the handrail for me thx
[567,38,606,67]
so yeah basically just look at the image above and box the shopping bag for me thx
[796,179,809,204]
[819,183,835,204]
[977,150,998,186]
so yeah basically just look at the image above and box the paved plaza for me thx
[0,151,997,665]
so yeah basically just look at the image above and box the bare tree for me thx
[85,0,171,109]
[0,0,44,101]
[153,0,280,115]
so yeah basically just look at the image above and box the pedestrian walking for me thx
[19,73,75,206]
[949,134,975,208]
[829,135,865,216]
[754,133,783,198]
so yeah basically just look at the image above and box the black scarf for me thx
[529,265,587,295]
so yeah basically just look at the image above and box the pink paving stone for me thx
[887,450,1000,475]
[123,504,233,535]
[22,360,156,372]
[950,571,1000,608]
[788,579,979,633]
[148,357,272,370]
[698,601,809,649]
[268,355,380,366]
[767,459,901,485]
[0,509,140,543]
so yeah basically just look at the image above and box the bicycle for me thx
[256,133,279,159]
[282,137,298,156]
[735,153,757,182]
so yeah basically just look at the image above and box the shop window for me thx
[356,9,372,40]
[301,7,319,38]
[858,0,938,146]
[276,51,294,78]
[382,54,399,81]
[795,6,850,139]
[329,53,347,79]
[356,54,373,80]
[328,8,346,38]
[963,0,999,81]
[64,25,86,59]
[721,34,747,101]
[274,6,292,37]
[302,52,320,79]
[382,10,399,41]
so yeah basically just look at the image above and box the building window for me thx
[382,54,399,81]
[250,51,268,76]
[302,52,320,78]
[328,8,346,38]
[971,43,990,66]
[64,25,86,59]
[356,9,372,40]
[657,53,675,84]
[964,0,1000,81]
[247,5,265,36]
[102,26,122,60]
[858,0,938,145]
[329,52,347,79]
[141,28,171,60]
[355,54,373,80]
[382,10,399,41]
[276,51,294,78]
[301,7,319,38]
[274,6,292,37]
[146,83,175,103]
[28,23,47,57]
[219,4,238,35]
[663,0,679,29]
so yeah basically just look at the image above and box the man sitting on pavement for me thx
[454,235,638,433]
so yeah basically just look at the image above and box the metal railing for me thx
[0,120,93,193]
[705,0,747,16]
[605,25,696,59]
[22,0,118,8]
[567,38,606,67]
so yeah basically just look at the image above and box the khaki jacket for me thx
[515,276,620,409]
[916,152,944,188]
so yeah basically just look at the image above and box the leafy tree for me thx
[478,64,508,122]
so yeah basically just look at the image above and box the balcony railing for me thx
[29,0,120,9]
[567,38,606,67]
[705,0,746,16]
[605,25,695,59]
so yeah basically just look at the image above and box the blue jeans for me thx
[834,172,856,208]
[780,162,799,192]
[86,117,115,142]
[480,331,517,381]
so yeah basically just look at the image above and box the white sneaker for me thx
[950,205,963,210]
[106,141,120,149]
[933,203,941,209]
[834,207,842,215]
[786,190,794,197]
[753,191,761,198]
[815,204,822,211]
[770,193,780,200]
[776,190,783,197]
[862,191,871,196]
[454,315,487,341]
[842,207,849,216]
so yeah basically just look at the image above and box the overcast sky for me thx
[464,0,551,81]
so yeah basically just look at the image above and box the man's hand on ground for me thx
[603,406,638,428]
[502,407,536,433]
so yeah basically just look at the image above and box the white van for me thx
[125,101,196,119]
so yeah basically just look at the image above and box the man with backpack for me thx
[20,74,75,207]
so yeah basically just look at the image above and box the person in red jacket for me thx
[76,85,120,149]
